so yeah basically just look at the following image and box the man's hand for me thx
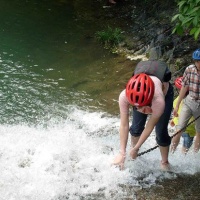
[130,148,139,160]
[112,152,126,170]
[170,120,175,127]
[173,107,179,118]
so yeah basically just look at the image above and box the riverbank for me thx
[74,0,200,70]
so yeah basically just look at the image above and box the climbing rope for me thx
[137,114,200,157]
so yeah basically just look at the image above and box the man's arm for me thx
[174,85,189,117]
[112,112,129,168]
[130,115,160,159]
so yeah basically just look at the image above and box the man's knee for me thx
[156,135,171,146]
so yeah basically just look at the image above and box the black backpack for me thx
[134,60,171,82]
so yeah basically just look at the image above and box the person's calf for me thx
[194,133,200,152]
[170,135,181,153]
[131,136,140,148]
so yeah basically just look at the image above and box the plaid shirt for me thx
[182,64,200,101]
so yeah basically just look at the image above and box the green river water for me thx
[0,0,134,125]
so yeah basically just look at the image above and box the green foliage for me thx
[95,26,123,49]
[172,0,200,40]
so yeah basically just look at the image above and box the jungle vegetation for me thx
[172,0,200,40]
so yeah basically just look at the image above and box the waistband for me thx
[188,95,200,103]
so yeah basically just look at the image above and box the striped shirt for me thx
[182,64,200,101]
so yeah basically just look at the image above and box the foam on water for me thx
[0,108,126,200]
[1,107,200,200]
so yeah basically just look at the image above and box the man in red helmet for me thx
[112,48,174,171]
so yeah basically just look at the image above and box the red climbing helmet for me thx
[126,73,155,107]
[174,76,183,90]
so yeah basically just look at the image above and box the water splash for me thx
[1,108,200,200]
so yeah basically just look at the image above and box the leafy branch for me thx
[172,0,200,40]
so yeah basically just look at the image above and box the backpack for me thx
[133,60,171,82]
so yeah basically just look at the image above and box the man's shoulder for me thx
[186,64,195,70]
[119,89,128,103]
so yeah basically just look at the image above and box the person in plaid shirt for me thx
[171,48,200,153]
[170,77,195,154]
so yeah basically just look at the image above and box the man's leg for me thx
[194,132,200,152]
[130,107,147,148]
[159,146,170,171]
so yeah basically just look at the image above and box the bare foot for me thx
[160,160,170,171]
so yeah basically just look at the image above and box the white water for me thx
[1,106,200,200]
